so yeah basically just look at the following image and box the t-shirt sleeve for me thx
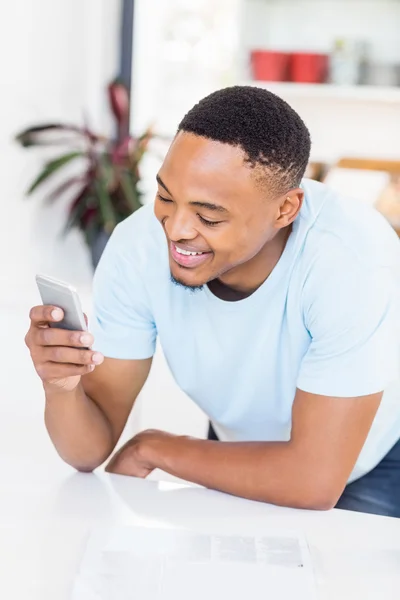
[90,224,157,360]
[297,255,400,398]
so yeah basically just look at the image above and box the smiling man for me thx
[26,86,400,516]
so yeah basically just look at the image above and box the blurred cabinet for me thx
[239,0,400,73]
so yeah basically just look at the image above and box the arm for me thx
[45,356,152,471]
[25,304,152,472]
[30,216,157,471]
[107,389,382,509]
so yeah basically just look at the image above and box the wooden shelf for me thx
[242,82,400,104]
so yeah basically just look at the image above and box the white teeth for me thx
[175,246,203,256]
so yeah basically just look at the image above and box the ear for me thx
[275,189,304,229]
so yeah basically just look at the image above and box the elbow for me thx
[296,485,343,511]
[74,463,97,474]
[301,495,337,511]
[285,475,344,511]
[62,449,113,474]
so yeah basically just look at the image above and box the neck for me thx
[212,226,292,299]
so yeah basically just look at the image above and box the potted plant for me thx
[15,79,152,268]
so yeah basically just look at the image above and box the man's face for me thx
[154,132,292,289]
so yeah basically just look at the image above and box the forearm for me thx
[44,382,113,471]
[153,437,335,509]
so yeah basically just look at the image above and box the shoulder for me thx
[295,181,400,320]
[300,179,400,273]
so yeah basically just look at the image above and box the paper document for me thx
[71,526,317,599]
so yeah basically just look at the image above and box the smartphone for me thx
[36,274,87,332]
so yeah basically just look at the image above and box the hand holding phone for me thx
[25,275,104,393]
[35,274,88,332]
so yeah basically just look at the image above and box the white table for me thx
[1,457,400,600]
[1,306,400,599]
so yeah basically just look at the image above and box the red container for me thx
[289,52,329,83]
[250,50,290,82]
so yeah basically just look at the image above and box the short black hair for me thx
[178,86,311,196]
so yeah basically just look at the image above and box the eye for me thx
[157,193,172,203]
[198,215,223,227]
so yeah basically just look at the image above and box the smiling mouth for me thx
[170,242,212,268]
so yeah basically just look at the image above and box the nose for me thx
[164,211,197,242]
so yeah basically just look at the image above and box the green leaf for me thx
[27,151,83,195]
[99,153,116,189]
[95,177,117,233]
[119,170,142,212]
[15,124,99,147]
[62,192,93,236]
[43,175,86,205]
[16,124,70,147]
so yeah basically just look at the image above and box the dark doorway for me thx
[119,0,134,96]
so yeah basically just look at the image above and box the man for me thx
[26,86,400,516]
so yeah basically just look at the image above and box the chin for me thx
[170,264,210,291]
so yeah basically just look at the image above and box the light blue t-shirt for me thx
[92,179,400,482]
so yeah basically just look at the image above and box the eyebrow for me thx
[156,174,172,195]
[156,174,229,213]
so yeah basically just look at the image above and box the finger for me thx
[35,327,93,348]
[104,458,116,472]
[38,362,96,380]
[29,305,64,326]
[105,460,150,478]
[105,465,116,474]
[105,457,126,475]
[42,346,104,366]
[104,448,124,472]
[84,313,89,327]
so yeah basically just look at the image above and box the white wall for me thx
[131,0,241,137]
[0,0,122,297]
[131,0,242,209]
